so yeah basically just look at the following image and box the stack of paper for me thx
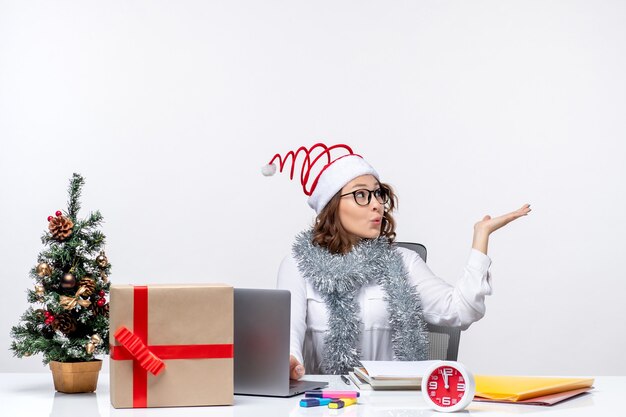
[348,360,440,390]
[349,368,419,390]
[474,376,594,406]
[347,370,373,390]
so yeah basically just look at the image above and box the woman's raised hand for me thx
[472,204,531,254]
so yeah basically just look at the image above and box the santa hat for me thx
[262,143,379,214]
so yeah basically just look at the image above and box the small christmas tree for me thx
[10,173,111,364]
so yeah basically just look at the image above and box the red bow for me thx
[114,326,165,375]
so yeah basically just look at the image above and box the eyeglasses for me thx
[340,187,389,206]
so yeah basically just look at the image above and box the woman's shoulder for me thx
[279,251,299,270]
[277,251,306,288]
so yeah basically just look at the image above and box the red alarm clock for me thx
[421,361,475,412]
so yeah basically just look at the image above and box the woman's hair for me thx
[312,182,398,254]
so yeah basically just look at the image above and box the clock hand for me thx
[442,369,449,389]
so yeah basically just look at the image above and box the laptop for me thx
[234,288,328,396]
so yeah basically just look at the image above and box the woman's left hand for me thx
[472,204,531,254]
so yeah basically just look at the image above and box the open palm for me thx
[475,204,531,235]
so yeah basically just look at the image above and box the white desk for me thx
[0,373,621,417]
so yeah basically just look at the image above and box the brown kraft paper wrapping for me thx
[109,284,233,408]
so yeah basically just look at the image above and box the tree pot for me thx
[49,360,102,393]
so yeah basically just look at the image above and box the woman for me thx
[263,143,530,378]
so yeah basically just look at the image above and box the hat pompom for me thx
[261,163,277,176]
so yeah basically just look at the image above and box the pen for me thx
[328,398,358,409]
[341,375,351,385]
[300,398,332,408]
[305,390,360,398]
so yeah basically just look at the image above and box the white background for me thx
[1,0,624,375]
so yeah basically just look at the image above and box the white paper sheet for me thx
[360,360,441,378]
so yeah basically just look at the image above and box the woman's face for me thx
[338,174,384,239]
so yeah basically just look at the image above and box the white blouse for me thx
[276,246,493,374]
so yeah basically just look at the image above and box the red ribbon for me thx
[110,286,234,408]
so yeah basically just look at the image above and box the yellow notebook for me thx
[474,376,595,401]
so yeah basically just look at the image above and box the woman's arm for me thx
[276,254,307,380]
[404,247,492,329]
[404,204,531,328]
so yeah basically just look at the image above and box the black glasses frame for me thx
[340,186,390,206]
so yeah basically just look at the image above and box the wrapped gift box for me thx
[109,284,233,408]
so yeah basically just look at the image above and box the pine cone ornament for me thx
[48,216,74,241]
[91,302,109,318]
[78,276,96,296]
[51,312,77,334]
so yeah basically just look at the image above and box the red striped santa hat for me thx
[262,143,379,214]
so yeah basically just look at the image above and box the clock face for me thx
[422,362,475,412]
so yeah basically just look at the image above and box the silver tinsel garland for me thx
[292,230,430,374]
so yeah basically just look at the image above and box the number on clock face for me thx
[426,366,467,406]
